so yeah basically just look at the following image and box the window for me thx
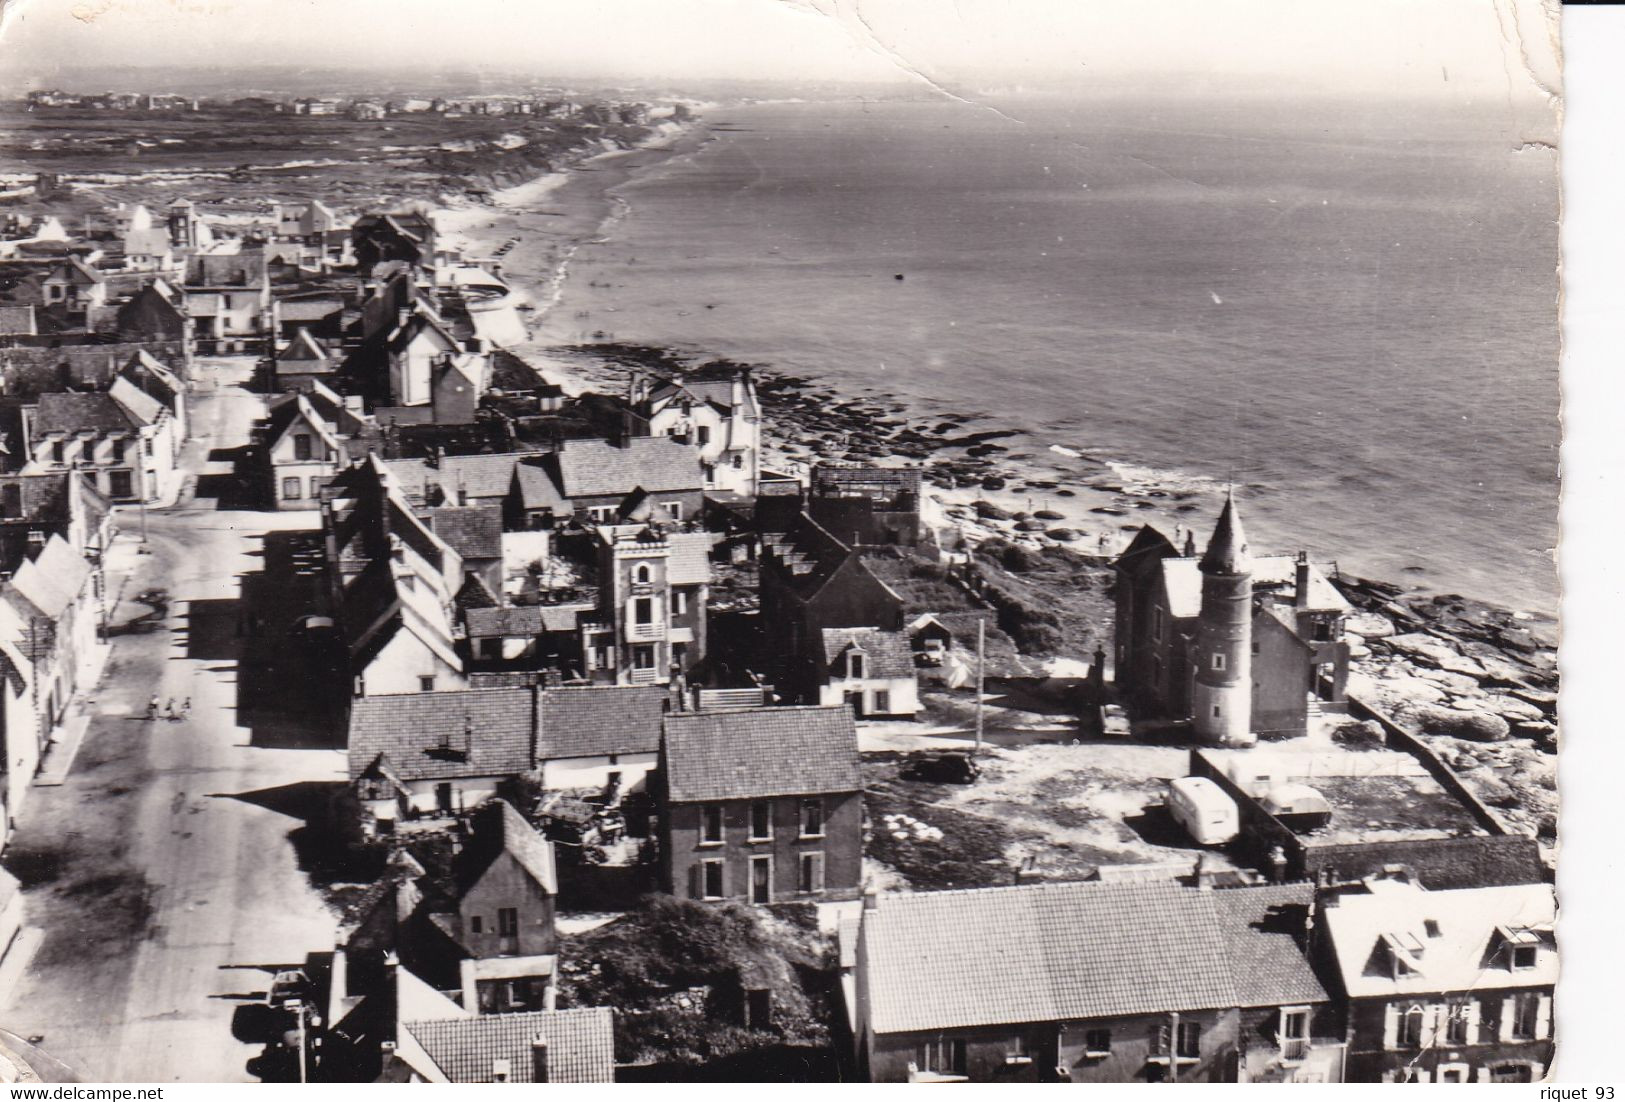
[1083,1029,1111,1057]
[916,1039,966,1076]
[418,675,436,692]
[1490,1064,1534,1084]
[1005,1035,1031,1065]
[696,425,710,446]
[873,690,891,714]
[1446,1002,1472,1045]
[800,798,824,838]
[108,470,133,499]
[1151,606,1163,642]
[282,476,303,500]
[847,651,865,679]
[634,596,655,625]
[470,916,483,934]
[750,801,772,840]
[1211,653,1226,671]
[1437,1065,1468,1084]
[633,563,652,585]
[110,438,125,464]
[665,501,683,521]
[671,589,688,616]
[1177,1022,1201,1059]
[1312,619,1332,642]
[1511,944,1538,971]
[633,644,657,670]
[798,852,823,894]
[1280,1007,1310,1062]
[293,433,313,461]
[750,855,772,903]
[1511,993,1540,1040]
[732,454,743,469]
[1400,1005,1426,1047]
[51,441,64,464]
[588,506,615,523]
[497,908,518,937]
[144,437,154,457]
[700,804,723,844]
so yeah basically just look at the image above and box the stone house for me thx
[658,705,863,905]
[849,880,1344,1083]
[509,436,706,529]
[184,250,272,352]
[580,524,711,686]
[1315,873,1555,1083]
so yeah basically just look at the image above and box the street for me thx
[1,360,344,1082]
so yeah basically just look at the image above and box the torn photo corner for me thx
[0,0,1561,1085]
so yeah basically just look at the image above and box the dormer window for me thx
[1511,944,1537,971]
[847,651,865,679]
[1423,919,1441,939]
[1500,926,1542,970]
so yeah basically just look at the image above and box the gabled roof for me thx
[428,505,502,560]
[5,535,89,621]
[860,880,1325,1036]
[120,350,182,408]
[539,685,668,760]
[1209,883,1329,1008]
[347,688,535,783]
[457,799,557,895]
[402,1007,615,1083]
[554,436,702,498]
[264,394,345,456]
[107,377,165,428]
[821,627,915,679]
[513,461,566,512]
[662,705,860,803]
[280,327,332,362]
[1321,877,1557,999]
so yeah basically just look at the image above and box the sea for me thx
[531,95,1560,617]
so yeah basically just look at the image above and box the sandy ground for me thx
[2,360,343,1082]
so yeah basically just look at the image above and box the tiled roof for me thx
[514,461,566,511]
[439,453,526,499]
[812,464,922,491]
[31,392,134,436]
[280,327,333,361]
[662,706,860,803]
[429,505,502,560]
[821,627,915,680]
[555,436,702,498]
[1321,877,1557,999]
[382,459,434,502]
[861,880,1245,1035]
[539,685,668,759]
[0,306,36,335]
[1208,883,1329,1008]
[7,536,88,620]
[465,605,543,637]
[666,532,712,585]
[403,1007,615,1083]
[1160,554,1348,621]
[347,689,535,782]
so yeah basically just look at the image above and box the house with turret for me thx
[1113,494,1350,743]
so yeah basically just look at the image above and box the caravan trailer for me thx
[1166,776,1240,846]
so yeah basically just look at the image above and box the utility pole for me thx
[974,617,985,755]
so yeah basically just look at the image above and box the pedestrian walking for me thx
[147,695,160,721]
[180,698,192,720]
[164,698,179,722]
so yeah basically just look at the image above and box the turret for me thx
[1191,492,1255,745]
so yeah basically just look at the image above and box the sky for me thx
[0,0,1561,101]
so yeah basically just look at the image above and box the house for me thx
[184,250,271,352]
[396,1007,615,1083]
[122,226,175,273]
[509,436,706,529]
[1114,494,1351,743]
[908,613,953,663]
[536,684,668,793]
[658,705,863,905]
[277,200,344,242]
[350,308,488,418]
[757,510,905,701]
[0,534,100,776]
[114,284,191,346]
[0,306,37,337]
[431,453,532,510]
[261,393,349,509]
[165,198,212,250]
[21,378,181,503]
[352,212,438,275]
[625,365,761,496]
[818,627,919,718]
[808,464,923,547]
[849,880,1343,1083]
[347,689,535,823]
[40,257,106,313]
[1315,872,1555,1083]
[324,458,467,696]
[579,524,711,686]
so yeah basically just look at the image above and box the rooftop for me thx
[539,684,669,760]
[402,1006,615,1083]
[348,688,534,783]
[662,705,860,803]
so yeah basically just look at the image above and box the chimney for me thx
[456,481,468,507]
[862,889,879,911]
[1295,551,1311,609]
[397,307,410,329]
[530,1040,549,1082]
[492,1058,511,1082]
[1183,530,1197,557]
[1194,853,1215,891]
[731,369,746,412]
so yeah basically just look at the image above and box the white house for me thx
[629,365,761,496]
[818,627,920,718]
[262,392,347,510]
[536,685,668,793]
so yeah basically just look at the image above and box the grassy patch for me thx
[863,764,1023,891]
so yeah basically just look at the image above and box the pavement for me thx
[0,359,345,1082]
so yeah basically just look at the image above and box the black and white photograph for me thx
[0,0,1567,1085]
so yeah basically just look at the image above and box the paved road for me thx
[3,360,344,1082]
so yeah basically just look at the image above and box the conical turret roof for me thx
[1200,490,1252,575]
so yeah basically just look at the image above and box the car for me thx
[1099,703,1133,739]
[267,969,310,1010]
[902,752,980,784]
